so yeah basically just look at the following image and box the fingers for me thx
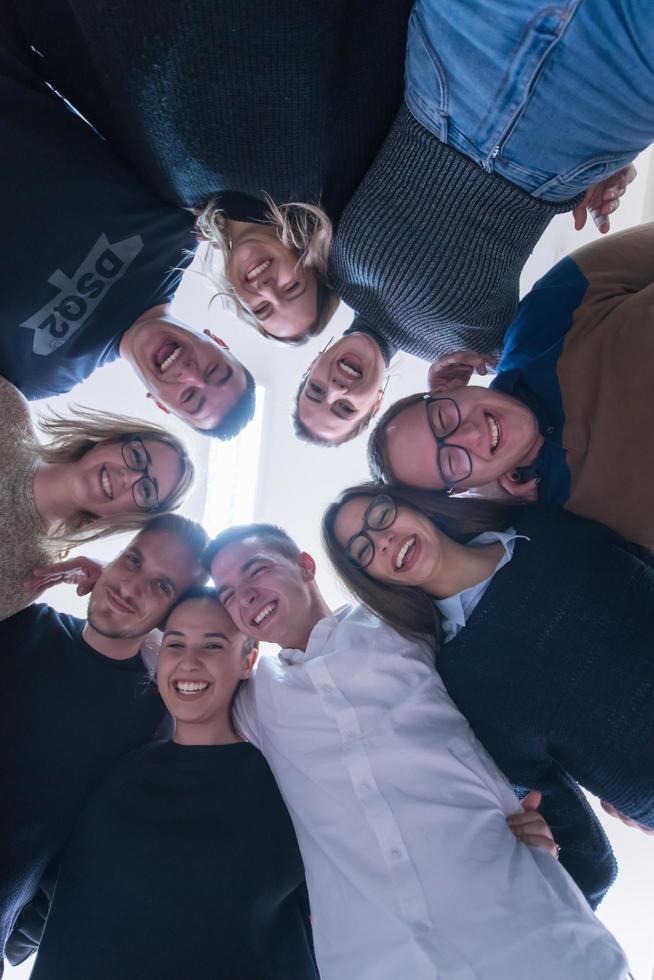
[514,834,560,858]
[507,810,553,840]
[519,789,542,812]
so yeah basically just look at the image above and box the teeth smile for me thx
[174,681,209,694]
[160,345,182,372]
[395,536,415,570]
[253,602,276,625]
[338,359,361,378]
[101,468,112,499]
[246,259,271,281]
[486,413,500,452]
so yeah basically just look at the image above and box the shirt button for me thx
[390,848,402,860]
[320,683,334,695]
[360,781,371,793]
[546,426,555,435]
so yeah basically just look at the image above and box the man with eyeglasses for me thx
[0,514,208,974]
[204,522,629,980]
[368,222,654,551]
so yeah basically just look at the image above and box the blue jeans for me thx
[405,0,654,200]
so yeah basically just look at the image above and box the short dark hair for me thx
[204,522,300,572]
[162,584,256,658]
[201,366,256,441]
[291,374,376,447]
[138,514,210,575]
[367,392,426,483]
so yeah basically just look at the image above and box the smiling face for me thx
[86,528,205,639]
[297,332,385,443]
[211,536,316,648]
[333,495,446,591]
[226,225,319,340]
[70,438,182,516]
[157,596,256,731]
[122,315,248,430]
[383,386,542,490]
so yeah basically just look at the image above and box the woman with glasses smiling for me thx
[0,375,193,622]
[322,484,654,906]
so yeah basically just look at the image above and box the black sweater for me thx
[436,505,654,908]
[9,0,412,216]
[0,605,166,966]
[31,740,317,980]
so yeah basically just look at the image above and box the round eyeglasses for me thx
[121,437,160,512]
[344,494,398,569]
[423,395,473,490]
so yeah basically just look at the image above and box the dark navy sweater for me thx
[436,505,654,908]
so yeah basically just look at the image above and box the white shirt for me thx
[234,605,627,980]
[435,528,524,642]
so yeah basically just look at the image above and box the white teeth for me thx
[246,259,271,281]
[160,345,182,372]
[487,413,499,451]
[254,602,275,625]
[395,536,415,570]
[175,681,209,694]
[101,468,112,498]
[338,359,361,378]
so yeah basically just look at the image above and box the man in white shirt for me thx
[206,523,629,980]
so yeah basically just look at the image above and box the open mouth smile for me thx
[246,259,272,282]
[394,535,419,572]
[100,466,113,500]
[173,680,211,697]
[485,412,500,453]
[155,341,182,373]
[251,600,278,628]
[337,356,362,380]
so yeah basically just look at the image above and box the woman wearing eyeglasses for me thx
[322,484,654,906]
[0,375,193,622]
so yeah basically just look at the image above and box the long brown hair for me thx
[322,482,522,650]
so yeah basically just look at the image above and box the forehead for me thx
[333,496,372,543]
[123,530,200,583]
[165,597,237,637]
[210,537,283,583]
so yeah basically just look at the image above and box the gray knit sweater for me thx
[330,103,577,362]
[0,377,58,621]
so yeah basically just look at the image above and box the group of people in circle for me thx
[2,0,654,978]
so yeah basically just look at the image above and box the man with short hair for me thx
[369,223,654,550]
[205,523,628,980]
[0,514,208,973]
[0,20,255,439]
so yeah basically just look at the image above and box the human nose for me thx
[375,529,394,555]
[178,645,202,671]
[175,358,203,384]
[237,585,258,608]
[448,418,488,455]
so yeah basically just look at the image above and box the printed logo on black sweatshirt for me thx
[20,234,144,355]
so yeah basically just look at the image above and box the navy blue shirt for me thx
[491,255,589,503]
[0,36,194,400]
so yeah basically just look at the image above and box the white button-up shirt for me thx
[234,605,627,980]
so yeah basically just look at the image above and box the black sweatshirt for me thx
[8,0,412,217]
[31,740,318,980]
[436,505,654,908]
[0,15,194,400]
[0,604,166,967]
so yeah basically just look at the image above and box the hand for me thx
[24,556,103,597]
[506,790,560,858]
[428,350,498,393]
[600,800,654,836]
[572,163,637,235]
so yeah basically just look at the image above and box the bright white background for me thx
[7,148,654,977]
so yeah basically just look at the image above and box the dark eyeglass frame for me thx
[121,437,160,513]
[423,394,473,491]
[343,493,398,569]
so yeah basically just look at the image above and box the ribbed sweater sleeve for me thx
[331,104,578,361]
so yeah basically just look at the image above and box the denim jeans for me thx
[405,0,654,200]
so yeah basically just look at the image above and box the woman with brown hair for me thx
[322,483,654,907]
[0,375,193,621]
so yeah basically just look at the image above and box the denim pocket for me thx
[404,8,449,141]
[530,151,636,201]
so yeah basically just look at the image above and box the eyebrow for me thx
[215,555,270,597]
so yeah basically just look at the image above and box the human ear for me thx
[203,328,229,348]
[371,383,386,417]
[241,644,259,679]
[498,471,539,501]
[145,392,171,415]
[297,552,317,582]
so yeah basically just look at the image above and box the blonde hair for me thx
[33,407,194,546]
[194,195,340,344]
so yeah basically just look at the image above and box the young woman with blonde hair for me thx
[0,375,193,621]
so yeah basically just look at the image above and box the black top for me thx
[31,740,317,980]
[0,604,166,964]
[331,104,577,362]
[0,20,194,400]
[436,505,654,908]
[9,0,412,217]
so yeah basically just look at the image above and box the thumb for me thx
[521,789,542,812]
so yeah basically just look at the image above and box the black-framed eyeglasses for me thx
[344,494,397,569]
[423,395,472,490]
[121,437,160,512]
